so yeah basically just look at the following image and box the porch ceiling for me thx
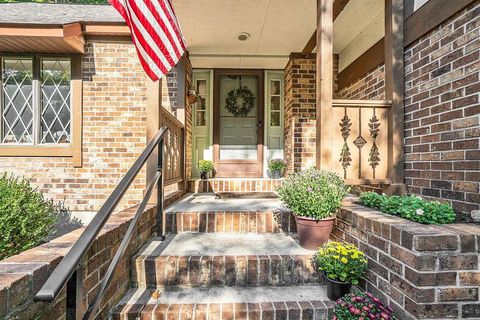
[173,0,316,69]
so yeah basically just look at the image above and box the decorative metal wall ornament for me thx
[368,108,381,178]
[339,108,352,179]
[353,107,366,179]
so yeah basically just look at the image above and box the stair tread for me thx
[166,193,283,212]
[138,233,314,258]
[117,284,330,306]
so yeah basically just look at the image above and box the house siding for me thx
[404,2,480,219]
[0,40,149,217]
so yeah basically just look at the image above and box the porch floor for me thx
[165,193,283,212]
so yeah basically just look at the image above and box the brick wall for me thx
[284,54,318,172]
[337,64,386,100]
[0,206,157,319]
[333,203,480,320]
[404,2,480,219]
[283,53,341,172]
[184,56,193,180]
[0,40,148,218]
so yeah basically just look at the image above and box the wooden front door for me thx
[213,69,264,177]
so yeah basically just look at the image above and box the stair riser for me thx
[165,211,296,234]
[189,179,283,193]
[113,300,333,320]
[133,255,322,288]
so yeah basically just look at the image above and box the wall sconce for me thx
[187,89,199,104]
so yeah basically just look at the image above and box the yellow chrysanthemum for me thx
[341,257,348,263]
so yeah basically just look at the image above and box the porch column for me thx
[316,0,334,170]
[146,78,162,203]
[384,0,406,194]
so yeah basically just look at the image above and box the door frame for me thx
[213,69,264,178]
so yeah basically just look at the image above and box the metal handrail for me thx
[35,127,169,316]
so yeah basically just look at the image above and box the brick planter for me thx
[333,202,480,319]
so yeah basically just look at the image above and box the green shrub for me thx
[0,174,57,259]
[268,159,287,173]
[276,169,349,220]
[198,160,214,173]
[316,241,367,285]
[359,192,456,224]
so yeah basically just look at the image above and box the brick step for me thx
[189,178,283,193]
[165,193,295,234]
[165,210,296,234]
[132,234,320,288]
[112,285,334,320]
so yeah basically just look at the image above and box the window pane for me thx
[271,96,280,110]
[41,59,71,144]
[271,111,280,127]
[270,80,280,95]
[1,58,34,144]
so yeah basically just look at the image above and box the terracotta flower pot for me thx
[294,215,335,250]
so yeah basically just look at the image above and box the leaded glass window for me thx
[0,56,72,145]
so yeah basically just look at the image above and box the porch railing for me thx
[34,126,172,320]
[332,99,393,185]
[160,106,185,186]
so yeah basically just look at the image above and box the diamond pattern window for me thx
[0,56,72,146]
[1,58,34,144]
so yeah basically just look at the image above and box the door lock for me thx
[256,120,264,127]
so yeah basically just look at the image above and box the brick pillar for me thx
[284,53,317,172]
[284,53,339,173]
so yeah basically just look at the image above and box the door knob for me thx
[256,120,263,127]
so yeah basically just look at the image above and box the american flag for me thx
[108,0,186,81]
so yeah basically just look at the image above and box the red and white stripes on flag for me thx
[108,0,186,81]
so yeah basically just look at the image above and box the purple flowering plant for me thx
[333,291,394,320]
[277,169,349,220]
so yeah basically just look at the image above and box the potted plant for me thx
[268,159,287,179]
[276,169,349,249]
[316,241,367,300]
[333,291,393,320]
[198,160,214,180]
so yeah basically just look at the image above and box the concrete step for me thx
[189,178,283,193]
[112,285,334,320]
[165,193,296,234]
[132,234,321,288]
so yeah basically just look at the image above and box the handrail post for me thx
[157,138,165,238]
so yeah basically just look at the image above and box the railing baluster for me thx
[157,138,165,238]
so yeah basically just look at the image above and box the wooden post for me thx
[176,54,187,125]
[316,0,334,170]
[146,78,162,203]
[385,0,406,194]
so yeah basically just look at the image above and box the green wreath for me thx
[225,86,255,117]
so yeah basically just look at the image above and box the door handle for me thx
[256,120,263,127]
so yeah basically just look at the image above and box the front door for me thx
[213,70,264,177]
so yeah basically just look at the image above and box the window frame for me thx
[0,53,82,167]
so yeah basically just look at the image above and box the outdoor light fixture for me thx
[237,32,251,41]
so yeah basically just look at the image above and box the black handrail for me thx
[35,127,169,314]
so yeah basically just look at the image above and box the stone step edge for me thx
[132,254,322,288]
[112,300,334,320]
[165,210,296,234]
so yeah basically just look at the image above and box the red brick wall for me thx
[337,64,386,100]
[0,40,148,218]
[284,54,317,172]
[404,2,480,219]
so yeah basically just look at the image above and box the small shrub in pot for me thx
[268,159,287,179]
[316,241,367,300]
[198,160,214,179]
[0,174,57,259]
[276,169,349,249]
